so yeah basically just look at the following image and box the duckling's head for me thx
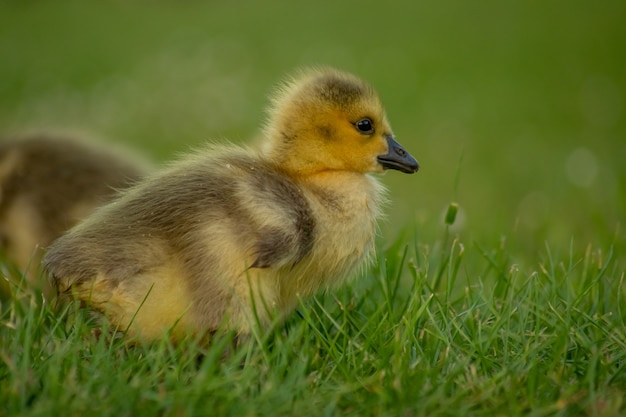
[262,68,419,177]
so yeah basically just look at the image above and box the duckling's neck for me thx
[299,170,386,216]
[300,169,371,187]
[259,139,346,178]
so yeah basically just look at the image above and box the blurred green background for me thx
[1,0,624,250]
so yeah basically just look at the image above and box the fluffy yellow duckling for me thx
[43,68,419,342]
[0,133,150,285]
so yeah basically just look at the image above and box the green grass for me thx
[1,0,625,415]
[2,230,625,416]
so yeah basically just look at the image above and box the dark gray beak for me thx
[377,136,419,174]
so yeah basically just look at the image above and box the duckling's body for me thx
[44,68,418,342]
[0,133,150,278]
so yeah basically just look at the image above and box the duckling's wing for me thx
[250,225,309,269]
[228,160,316,270]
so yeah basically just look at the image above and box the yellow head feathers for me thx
[262,68,419,176]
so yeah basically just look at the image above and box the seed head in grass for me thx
[440,202,466,233]
[444,202,459,226]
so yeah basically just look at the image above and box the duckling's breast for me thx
[275,172,386,305]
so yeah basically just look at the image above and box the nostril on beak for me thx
[396,148,406,156]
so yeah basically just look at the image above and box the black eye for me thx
[355,118,374,134]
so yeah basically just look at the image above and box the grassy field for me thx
[1,0,625,416]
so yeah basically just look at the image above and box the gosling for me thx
[0,133,150,288]
[43,68,419,342]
